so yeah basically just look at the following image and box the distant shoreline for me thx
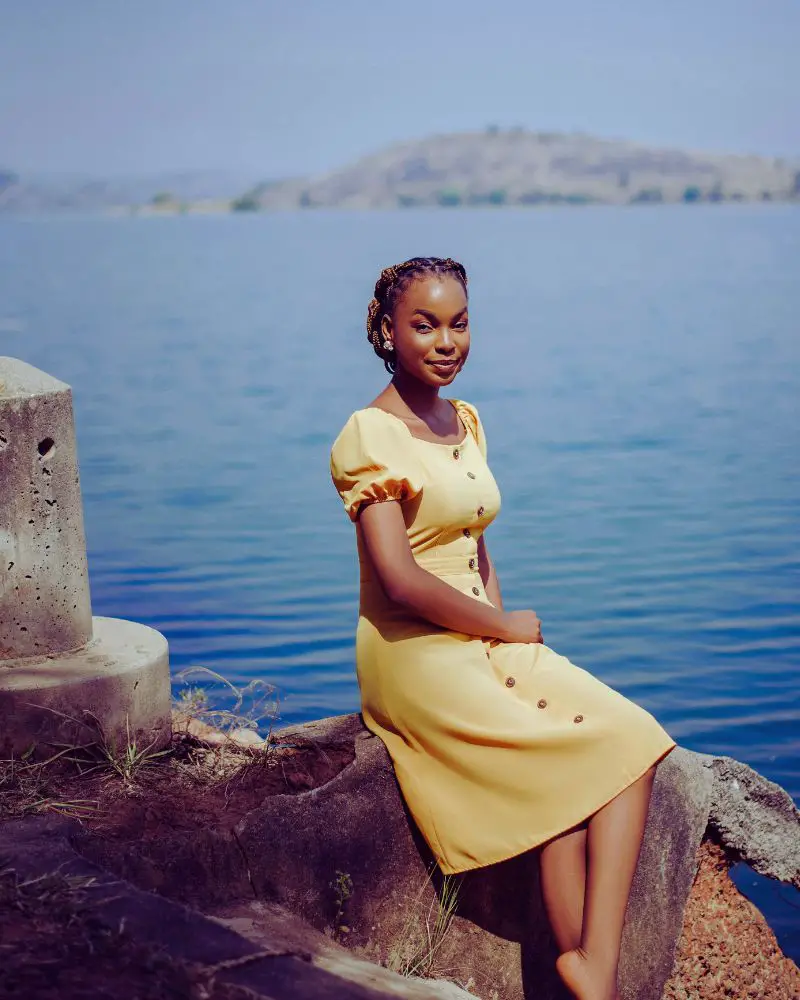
[3,200,800,223]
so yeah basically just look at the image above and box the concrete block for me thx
[0,357,92,658]
[0,616,172,756]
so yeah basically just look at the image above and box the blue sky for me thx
[1,0,798,177]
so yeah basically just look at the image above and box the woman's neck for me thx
[388,373,443,418]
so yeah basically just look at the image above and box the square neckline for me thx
[361,399,470,448]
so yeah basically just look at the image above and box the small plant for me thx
[329,870,354,937]
[32,707,171,786]
[92,713,171,783]
[387,868,461,979]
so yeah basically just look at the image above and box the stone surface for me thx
[662,840,800,999]
[233,715,714,1000]
[0,357,92,659]
[0,815,475,1000]
[618,747,715,996]
[0,615,172,756]
[707,754,800,888]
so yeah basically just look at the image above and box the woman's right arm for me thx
[359,500,542,643]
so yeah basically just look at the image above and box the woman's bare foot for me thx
[555,948,620,1000]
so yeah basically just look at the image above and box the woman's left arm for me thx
[477,535,504,610]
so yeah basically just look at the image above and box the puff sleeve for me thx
[455,400,488,460]
[330,410,423,522]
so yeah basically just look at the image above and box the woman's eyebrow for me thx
[412,308,467,322]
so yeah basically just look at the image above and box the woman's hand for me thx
[499,610,543,644]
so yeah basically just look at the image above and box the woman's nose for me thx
[436,329,456,352]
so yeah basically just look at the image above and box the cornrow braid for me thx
[366,257,468,374]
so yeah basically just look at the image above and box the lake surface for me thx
[1,206,798,958]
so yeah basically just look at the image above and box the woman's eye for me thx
[454,322,467,330]
[415,324,432,333]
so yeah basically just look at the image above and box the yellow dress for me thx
[330,398,676,875]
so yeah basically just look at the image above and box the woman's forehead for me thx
[397,275,467,312]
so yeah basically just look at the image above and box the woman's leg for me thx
[556,765,656,1000]
[540,822,587,952]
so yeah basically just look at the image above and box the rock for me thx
[0,815,475,1000]
[706,755,800,887]
[233,715,715,1000]
[663,840,800,999]
[172,709,268,748]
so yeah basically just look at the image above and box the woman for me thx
[329,257,676,1000]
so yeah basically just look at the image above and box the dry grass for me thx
[172,667,280,741]
[387,868,462,980]
[0,675,282,824]
[0,745,100,821]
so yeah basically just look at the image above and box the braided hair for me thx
[366,257,468,374]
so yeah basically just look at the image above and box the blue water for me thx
[1,207,798,959]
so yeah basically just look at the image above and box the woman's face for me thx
[383,275,470,386]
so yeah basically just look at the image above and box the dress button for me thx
[505,677,516,688]
[467,471,476,479]
[471,586,480,596]
[463,528,471,538]
[477,506,485,517]
[537,698,547,709]
[453,448,460,460]
[573,714,584,724]
[468,558,476,570]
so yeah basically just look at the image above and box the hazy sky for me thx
[2,0,798,178]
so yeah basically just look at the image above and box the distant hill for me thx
[0,169,260,215]
[1,130,799,214]
[256,129,800,208]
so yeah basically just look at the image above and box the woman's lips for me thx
[427,359,459,371]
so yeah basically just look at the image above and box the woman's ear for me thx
[380,313,393,344]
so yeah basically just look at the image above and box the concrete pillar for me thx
[0,357,171,756]
[0,359,92,658]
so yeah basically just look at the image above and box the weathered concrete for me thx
[0,357,92,658]
[231,715,716,1000]
[0,815,475,1000]
[0,357,172,758]
[0,615,171,756]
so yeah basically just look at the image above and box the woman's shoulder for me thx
[332,405,406,438]
[330,407,422,519]
[449,398,487,457]
[449,397,482,432]
[449,397,481,419]
[330,406,412,463]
